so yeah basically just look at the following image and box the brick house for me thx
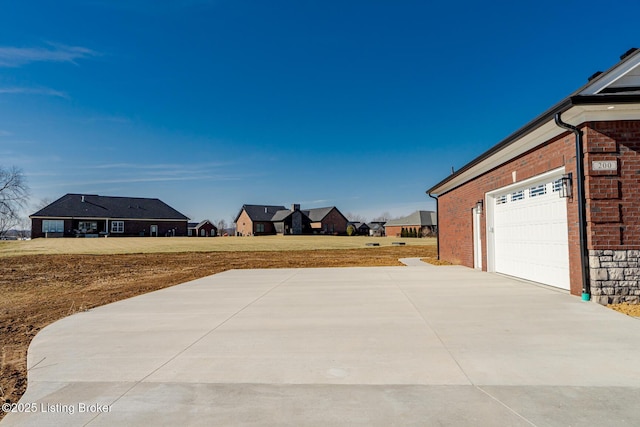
[384,211,437,237]
[235,204,349,236]
[427,48,640,304]
[305,206,349,235]
[188,220,218,237]
[235,205,286,236]
[30,193,189,238]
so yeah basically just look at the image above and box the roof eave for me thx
[570,94,640,105]
[426,97,573,196]
[427,49,640,197]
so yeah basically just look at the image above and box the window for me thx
[496,195,507,205]
[200,229,206,237]
[111,221,124,233]
[42,220,64,233]
[529,184,547,197]
[552,179,563,193]
[256,223,265,233]
[511,190,524,202]
[78,221,98,233]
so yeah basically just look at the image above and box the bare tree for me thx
[33,197,53,211]
[215,218,227,236]
[371,211,393,222]
[18,217,31,239]
[0,166,29,238]
[345,212,367,223]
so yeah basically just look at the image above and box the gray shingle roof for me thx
[238,204,287,222]
[303,207,337,222]
[271,210,294,222]
[384,211,436,227]
[30,194,189,220]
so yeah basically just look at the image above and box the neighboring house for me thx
[305,206,349,235]
[348,222,371,235]
[368,221,386,237]
[427,47,640,304]
[272,204,312,235]
[235,204,349,236]
[235,205,286,236]
[30,193,189,238]
[188,220,218,237]
[384,211,437,237]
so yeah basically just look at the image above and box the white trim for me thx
[473,207,482,270]
[485,167,565,274]
[111,221,125,233]
[488,167,566,196]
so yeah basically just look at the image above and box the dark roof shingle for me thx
[30,194,189,220]
[238,204,287,222]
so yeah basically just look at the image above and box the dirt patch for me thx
[421,257,453,266]
[608,303,640,317]
[0,245,434,417]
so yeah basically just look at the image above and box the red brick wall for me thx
[437,119,640,296]
[110,220,187,237]
[320,208,348,234]
[437,130,582,294]
[385,225,404,238]
[254,221,277,235]
[584,121,640,249]
[385,225,430,237]
[235,210,277,236]
[31,218,74,238]
[196,223,217,237]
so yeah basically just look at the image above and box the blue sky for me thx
[1,0,638,223]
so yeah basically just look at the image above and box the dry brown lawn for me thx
[1,236,637,420]
[0,241,437,418]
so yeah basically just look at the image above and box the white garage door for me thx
[491,173,570,290]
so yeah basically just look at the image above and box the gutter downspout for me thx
[554,112,591,301]
[428,193,440,260]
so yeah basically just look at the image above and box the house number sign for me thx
[592,160,617,172]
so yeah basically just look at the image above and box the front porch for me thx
[72,219,109,237]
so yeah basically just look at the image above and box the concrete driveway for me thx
[4,264,640,426]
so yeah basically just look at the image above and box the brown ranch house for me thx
[427,47,640,305]
[235,204,349,236]
[188,220,218,237]
[383,211,437,238]
[30,193,190,238]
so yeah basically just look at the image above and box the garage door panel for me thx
[492,176,570,290]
